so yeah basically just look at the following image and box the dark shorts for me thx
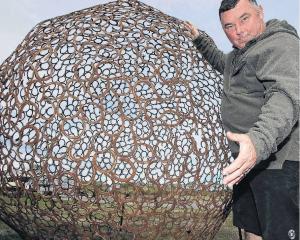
[232,160,299,240]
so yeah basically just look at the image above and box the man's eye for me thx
[241,16,249,22]
[225,25,233,30]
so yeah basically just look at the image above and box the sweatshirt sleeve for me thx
[192,31,226,74]
[247,33,299,162]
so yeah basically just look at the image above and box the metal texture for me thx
[0,0,232,239]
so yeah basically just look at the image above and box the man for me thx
[184,0,299,239]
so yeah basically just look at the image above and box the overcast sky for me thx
[0,0,299,63]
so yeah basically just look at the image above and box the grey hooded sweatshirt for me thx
[193,19,299,169]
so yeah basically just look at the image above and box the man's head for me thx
[219,0,265,49]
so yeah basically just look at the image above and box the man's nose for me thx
[235,24,243,35]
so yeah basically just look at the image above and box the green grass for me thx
[0,221,22,240]
[0,212,239,240]
[214,213,239,240]
[0,185,237,239]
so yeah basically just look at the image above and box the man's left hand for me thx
[223,132,257,187]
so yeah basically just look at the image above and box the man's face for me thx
[220,0,265,49]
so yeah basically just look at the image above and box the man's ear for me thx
[258,5,264,20]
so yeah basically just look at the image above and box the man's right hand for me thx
[183,21,200,40]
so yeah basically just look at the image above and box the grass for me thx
[0,212,239,240]
[215,213,239,240]
[0,184,238,239]
[0,221,22,240]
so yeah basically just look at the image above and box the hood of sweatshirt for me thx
[261,19,298,39]
[233,19,299,53]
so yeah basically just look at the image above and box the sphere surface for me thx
[0,0,232,239]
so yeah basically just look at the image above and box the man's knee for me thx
[244,231,262,240]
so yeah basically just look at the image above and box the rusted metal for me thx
[0,0,232,239]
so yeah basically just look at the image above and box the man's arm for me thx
[247,33,299,162]
[223,33,299,186]
[184,21,226,73]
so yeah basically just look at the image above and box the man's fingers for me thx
[223,163,255,186]
[226,131,243,143]
[223,171,244,187]
[223,132,257,186]
[223,166,244,184]
[223,157,253,177]
[223,152,249,175]
[223,157,242,175]
[184,21,193,27]
[223,131,256,174]
[223,165,252,186]
[183,21,199,39]
[183,21,192,30]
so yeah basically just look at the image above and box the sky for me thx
[0,0,299,64]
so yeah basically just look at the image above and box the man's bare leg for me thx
[244,231,263,240]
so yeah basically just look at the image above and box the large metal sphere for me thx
[0,0,232,239]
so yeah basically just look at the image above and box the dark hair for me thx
[219,0,258,17]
